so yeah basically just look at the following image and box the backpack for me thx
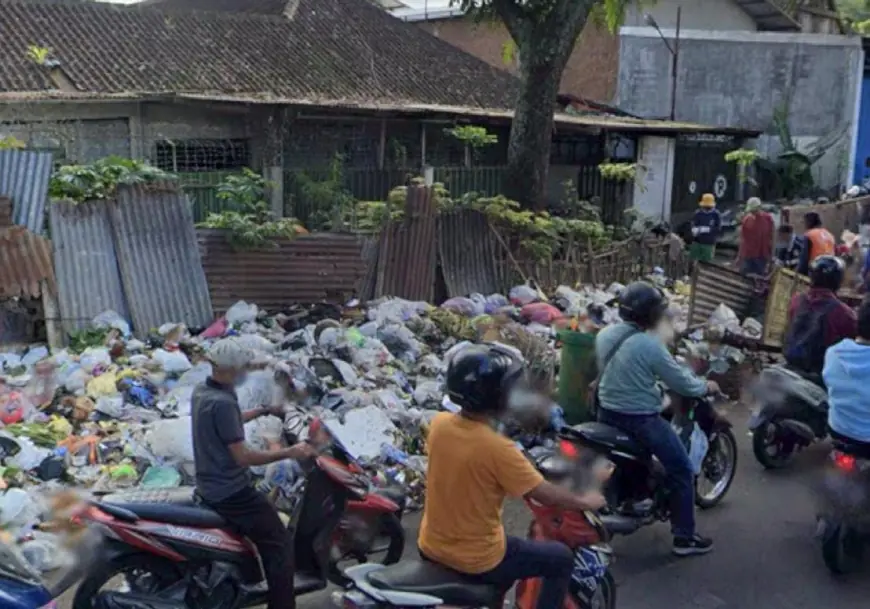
[784,295,839,373]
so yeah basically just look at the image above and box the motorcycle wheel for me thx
[696,428,738,509]
[751,421,796,469]
[72,553,184,609]
[583,570,617,609]
[821,519,864,575]
[327,512,405,587]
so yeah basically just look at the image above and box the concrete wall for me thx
[634,136,675,220]
[616,28,863,188]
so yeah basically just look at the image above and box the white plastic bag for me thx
[152,349,193,374]
[675,422,709,475]
[79,347,111,371]
[92,310,131,337]
[144,417,194,462]
[226,301,259,325]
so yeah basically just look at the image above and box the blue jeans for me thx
[741,257,768,276]
[598,409,696,538]
[471,537,573,609]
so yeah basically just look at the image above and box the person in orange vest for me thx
[796,211,836,276]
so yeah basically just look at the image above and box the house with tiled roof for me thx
[0,0,758,221]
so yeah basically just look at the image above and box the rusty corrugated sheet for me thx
[374,186,438,301]
[358,237,379,302]
[438,209,507,298]
[0,150,53,234]
[688,262,755,328]
[112,184,213,333]
[198,230,370,313]
[0,226,56,299]
[49,199,130,335]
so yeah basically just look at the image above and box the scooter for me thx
[817,435,870,574]
[339,443,615,609]
[565,391,738,538]
[73,441,402,609]
[748,364,829,469]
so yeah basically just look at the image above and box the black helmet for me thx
[810,255,844,291]
[618,281,668,328]
[446,343,524,415]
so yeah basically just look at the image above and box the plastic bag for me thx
[152,349,192,374]
[143,417,194,462]
[176,362,212,387]
[483,293,510,314]
[226,301,259,325]
[92,310,131,337]
[674,421,709,475]
[233,333,277,355]
[509,284,539,306]
[79,348,112,372]
[237,370,282,412]
[200,317,229,339]
[441,297,478,317]
[20,347,49,369]
[521,302,563,325]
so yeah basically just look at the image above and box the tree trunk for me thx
[504,58,563,209]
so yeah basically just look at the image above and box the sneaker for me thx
[672,534,714,556]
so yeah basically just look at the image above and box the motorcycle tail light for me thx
[833,451,856,472]
[559,439,579,460]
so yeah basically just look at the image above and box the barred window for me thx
[153,139,250,172]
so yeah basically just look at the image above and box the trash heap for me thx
[0,273,767,573]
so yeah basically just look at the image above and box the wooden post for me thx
[41,280,63,351]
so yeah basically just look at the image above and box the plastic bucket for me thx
[557,330,597,425]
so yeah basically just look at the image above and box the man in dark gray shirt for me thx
[193,338,314,609]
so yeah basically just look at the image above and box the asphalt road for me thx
[61,401,870,609]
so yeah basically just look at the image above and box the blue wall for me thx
[853,75,870,185]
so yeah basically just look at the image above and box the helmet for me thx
[445,344,524,415]
[809,255,845,291]
[618,281,668,329]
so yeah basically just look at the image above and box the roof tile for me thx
[0,0,519,108]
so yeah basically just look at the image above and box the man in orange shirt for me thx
[736,197,774,276]
[419,344,606,609]
[796,212,836,276]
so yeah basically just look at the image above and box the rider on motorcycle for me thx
[784,256,857,380]
[824,298,870,451]
[419,344,606,609]
[596,282,719,556]
[191,338,316,609]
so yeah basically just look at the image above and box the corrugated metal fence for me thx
[438,209,509,298]
[49,184,213,336]
[0,150,53,234]
[687,262,755,328]
[198,230,372,314]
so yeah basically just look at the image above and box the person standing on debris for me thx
[774,224,801,269]
[689,193,721,264]
[596,282,720,556]
[735,197,774,276]
[192,338,316,609]
[419,343,606,609]
[796,211,836,276]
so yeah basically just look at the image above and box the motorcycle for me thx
[339,443,615,609]
[817,435,870,574]
[73,440,404,609]
[748,364,828,469]
[563,391,737,538]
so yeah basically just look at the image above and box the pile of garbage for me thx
[0,273,765,574]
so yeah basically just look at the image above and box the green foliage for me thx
[295,155,355,231]
[598,162,637,183]
[68,328,109,353]
[49,156,175,203]
[724,149,760,187]
[26,45,51,66]
[0,136,26,150]
[444,125,499,149]
[198,169,304,250]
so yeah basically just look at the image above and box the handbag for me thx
[588,329,639,416]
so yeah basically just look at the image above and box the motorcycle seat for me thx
[563,422,649,458]
[101,487,227,528]
[367,560,501,606]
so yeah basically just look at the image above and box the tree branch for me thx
[491,0,528,42]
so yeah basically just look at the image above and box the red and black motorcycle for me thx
[73,435,405,609]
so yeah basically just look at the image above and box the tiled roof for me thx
[0,0,519,109]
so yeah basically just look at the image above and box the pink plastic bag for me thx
[521,302,563,325]
[201,317,229,339]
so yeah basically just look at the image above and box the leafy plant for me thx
[598,162,637,183]
[724,149,760,188]
[0,136,26,150]
[199,169,305,250]
[445,126,499,149]
[295,155,355,231]
[26,45,51,66]
[68,328,109,353]
[49,156,175,203]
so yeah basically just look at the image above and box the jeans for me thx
[468,537,573,609]
[741,257,768,276]
[598,408,696,538]
[207,486,296,609]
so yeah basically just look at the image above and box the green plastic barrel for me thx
[557,330,597,424]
